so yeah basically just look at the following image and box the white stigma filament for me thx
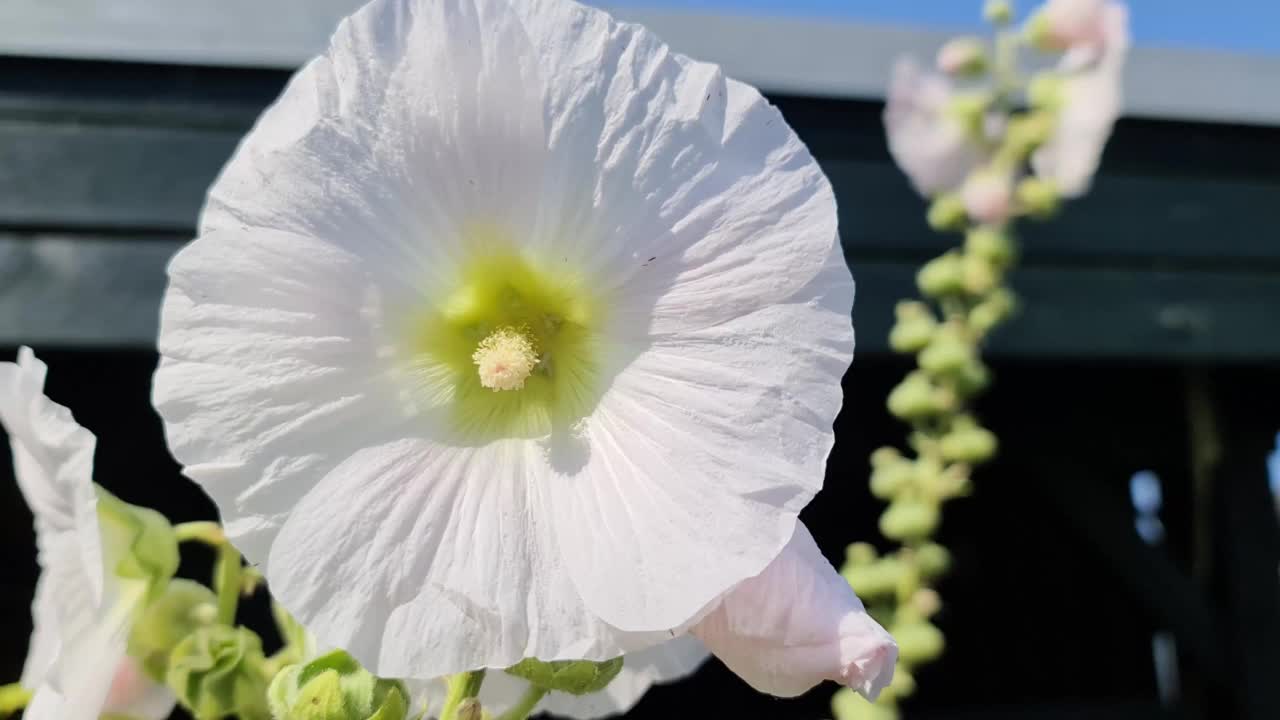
[473,326,539,392]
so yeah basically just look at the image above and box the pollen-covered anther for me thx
[473,326,539,391]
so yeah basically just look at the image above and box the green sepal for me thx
[167,625,270,720]
[128,578,218,682]
[95,485,179,602]
[268,650,408,720]
[505,657,624,696]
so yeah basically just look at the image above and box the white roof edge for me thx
[0,0,1276,126]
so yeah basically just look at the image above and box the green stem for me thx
[440,670,486,720]
[0,684,31,719]
[495,685,549,720]
[174,521,226,546]
[213,543,243,625]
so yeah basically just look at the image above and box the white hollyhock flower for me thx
[1,349,176,720]
[154,0,854,682]
[884,58,980,196]
[1032,2,1129,197]
[689,522,896,699]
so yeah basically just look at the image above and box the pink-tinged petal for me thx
[691,523,897,699]
[101,657,176,720]
[1032,3,1129,197]
[884,58,979,197]
[1037,0,1111,53]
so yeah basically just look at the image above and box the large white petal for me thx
[0,349,103,607]
[20,575,60,688]
[263,437,671,678]
[548,246,854,631]
[155,227,406,564]
[201,0,548,298]
[691,523,897,699]
[23,583,143,720]
[508,0,838,335]
[1031,3,1128,198]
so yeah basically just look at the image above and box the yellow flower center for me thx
[403,243,605,441]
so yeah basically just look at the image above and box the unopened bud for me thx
[917,251,965,297]
[870,456,915,500]
[918,328,975,377]
[915,543,953,579]
[889,303,938,354]
[936,37,988,76]
[871,446,903,468]
[939,422,999,464]
[954,358,992,396]
[887,372,944,420]
[169,626,269,720]
[964,227,1015,269]
[1017,176,1061,218]
[880,500,941,541]
[845,542,880,567]
[961,170,1014,225]
[984,0,1013,25]
[267,650,407,720]
[892,620,946,664]
[961,253,999,295]
[910,588,943,618]
[926,194,968,233]
[946,92,991,136]
[1005,112,1055,158]
[969,287,1018,336]
[843,557,905,599]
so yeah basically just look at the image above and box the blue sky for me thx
[608,1,1280,55]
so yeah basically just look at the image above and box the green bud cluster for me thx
[168,626,271,720]
[267,650,408,720]
[836,1,1102,718]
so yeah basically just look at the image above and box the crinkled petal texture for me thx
[690,523,897,700]
[154,0,851,679]
[1032,2,1128,197]
[0,349,149,720]
[418,637,708,720]
[884,58,978,197]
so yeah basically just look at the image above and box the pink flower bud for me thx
[961,171,1014,225]
[690,523,898,699]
